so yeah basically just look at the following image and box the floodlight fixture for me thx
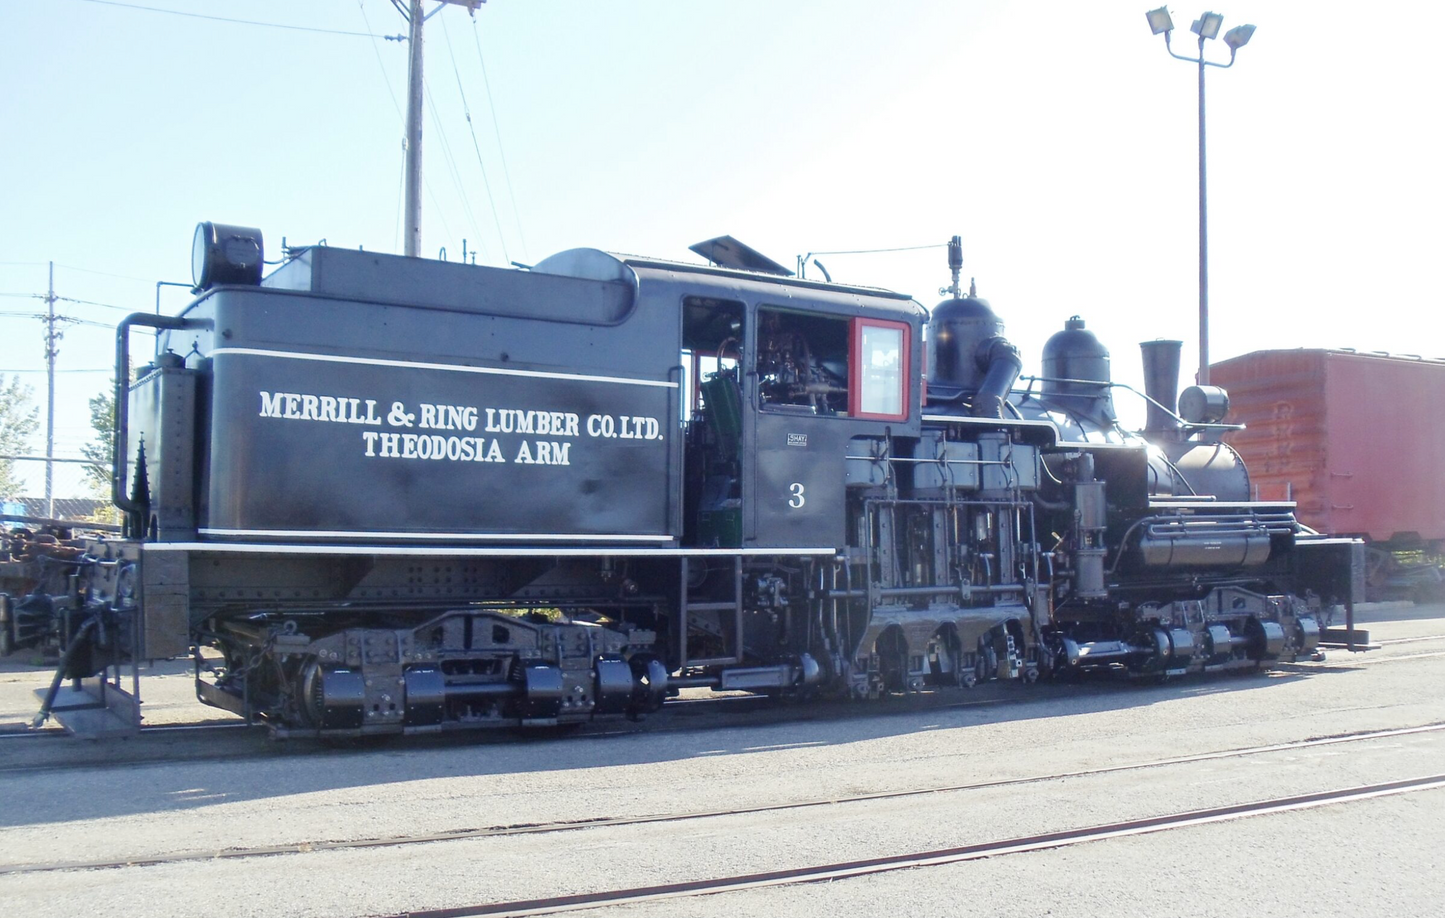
[1191,11,1224,39]
[1224,23,1255,50]
[1141,7,1258,387]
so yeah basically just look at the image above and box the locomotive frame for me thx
[14,227,1365,737]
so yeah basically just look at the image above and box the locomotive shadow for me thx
[1348,601,1445,624]
[0,665,1351,830]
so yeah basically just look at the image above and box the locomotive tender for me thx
[24,225,1363,735]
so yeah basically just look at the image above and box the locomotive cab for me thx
[658,263,926,551]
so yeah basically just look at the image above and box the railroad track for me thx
[3,721,1440,878]
[385,773,1445,918]
[2,631,1441,772]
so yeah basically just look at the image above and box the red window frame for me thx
[848,317,912,421]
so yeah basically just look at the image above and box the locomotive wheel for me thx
[875,627,909,694]
[925,626,964,687]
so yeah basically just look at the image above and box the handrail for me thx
[112,313,200,529]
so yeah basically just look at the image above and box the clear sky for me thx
[2,0,1442,496]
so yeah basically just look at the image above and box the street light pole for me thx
[1197,36,1209,384]
[1145,9,1255,387]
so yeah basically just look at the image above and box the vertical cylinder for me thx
[45,261,55,519]
[1197,49,1210,385]
[403,0,425,258]
[1140,339,1183,434]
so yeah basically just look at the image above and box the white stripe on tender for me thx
[210,347,678,389]
[197,528,670,542]
[146,543,836,557]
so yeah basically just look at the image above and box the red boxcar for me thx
[1210,349,1445,545]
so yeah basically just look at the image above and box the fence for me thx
[0,455,119,528]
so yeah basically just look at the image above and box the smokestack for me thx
[1140,339,1183,434]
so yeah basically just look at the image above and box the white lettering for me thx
[262,390,649,466]
[259,391,284,418]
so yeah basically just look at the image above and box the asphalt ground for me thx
[1,601,1442,917]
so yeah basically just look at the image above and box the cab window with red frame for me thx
[849,317,910,421]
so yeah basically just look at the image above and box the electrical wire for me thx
[71,0,405,39]
[0,368,111,374]
[468,19,527,261]
[394,140,407,254]
[53,264,159,284]
[423,82,480,256]
[807,243,948,256]
[0,294,133,312]
[355,1,408,253]
[54,296,131,313]
[0,312,115,329]
[441,13,504,263]
[357,0,405,121]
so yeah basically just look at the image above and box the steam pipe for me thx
[971,337,1023,419]
[113,313,199,524]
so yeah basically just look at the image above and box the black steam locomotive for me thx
[12,226,1363,736]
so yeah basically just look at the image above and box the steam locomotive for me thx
[11,225,1363,736]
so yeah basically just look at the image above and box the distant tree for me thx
[80,384,115,496]
[78,383,123,525]
[0,375,40,499]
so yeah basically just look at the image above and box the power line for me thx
[0,312,118,330]
[53,263,159,284]
[55,296,132,313]
[0,368,111,374]
[423,81,480,255]
[470,17,528,262]
[356,0,409,254]
[71,0,406,40]
[357,0,406,121]
[1,296,132,313]
[806,243,949,256]
[441,13,505,263]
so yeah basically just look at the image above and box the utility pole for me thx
[403,0,425,257]
[401,0,484,258]
[44,261,56,519]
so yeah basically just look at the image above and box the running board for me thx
[1319,627,1373,649]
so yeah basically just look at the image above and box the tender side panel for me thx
[205,350,675,540]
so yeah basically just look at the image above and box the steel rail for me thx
[3,721,1441,878]
[391,773,1445,918]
